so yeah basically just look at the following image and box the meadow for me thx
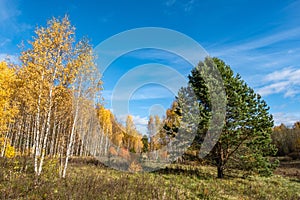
[1,157,299,200]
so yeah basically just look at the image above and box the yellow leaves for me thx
[97,106,113,136]
[126,115,136,134]
[19,16,95,117]
[4,144,15,158]
[124,115,143,152]
[0,62,18,134]
[0,137,16,158]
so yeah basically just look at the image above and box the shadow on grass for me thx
[68,156,108,168]
[291,178,300,183]
[153,164,215,180]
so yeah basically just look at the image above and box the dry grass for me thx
[0,157,299,199]
[274,159,300,179]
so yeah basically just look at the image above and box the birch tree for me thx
[0,61,18,157]
[62,39,102,178]
[19,16,102,177]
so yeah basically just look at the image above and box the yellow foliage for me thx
[5,145,15,158]
[0,61,18,135]
[97,105,113,136]
[0,137,16,158]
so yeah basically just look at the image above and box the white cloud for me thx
[132,115,148,126]
[273,112,300,127]
[117,114,148,126]
[257,81,289,97]
[135,125,147,135]
[207,26,300,99]
[264,67,300,82]
[117,114,148,134]
[208,27,300,76]
[257,67,300,97]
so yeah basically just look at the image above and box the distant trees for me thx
[272,122,300,159]
[147,115,163,152]
[124,115,142,153]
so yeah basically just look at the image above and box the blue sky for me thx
[1,0,300,133]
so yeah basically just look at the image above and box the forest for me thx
[0,16,300,199]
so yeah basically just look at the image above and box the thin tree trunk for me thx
[62,106,79,178]
[62,78,82,178]
[54,123,62,157]
[34,70,44,175]
[50,115,57,157]
[37,65,58,176]
[217,145,226,178]
[1,124,12,157]
[99,131,104,156]
[25,116,30,156]
[38,89,52,176]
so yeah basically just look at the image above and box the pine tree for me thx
[188,57,276,178]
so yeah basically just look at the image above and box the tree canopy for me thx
[181,57,277,178]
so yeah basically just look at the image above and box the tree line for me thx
[272,122,300,159]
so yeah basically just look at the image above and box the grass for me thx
[0,157,299,199]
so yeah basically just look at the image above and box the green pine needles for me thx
[179,57,278,178]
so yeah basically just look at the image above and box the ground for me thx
[0,157,299,200]
[274,159,300,179]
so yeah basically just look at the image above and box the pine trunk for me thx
[217,165,224,178]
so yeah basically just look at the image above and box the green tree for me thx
[188,57,276,178]
[163,101,181,137]
[141,135,149,153]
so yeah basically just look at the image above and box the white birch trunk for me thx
[62,77,82,178]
